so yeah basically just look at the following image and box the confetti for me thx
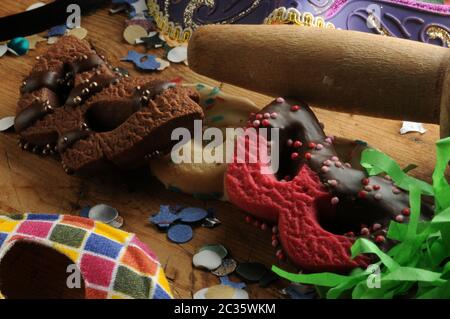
[130,0,148,16]
[219,276,246,289]
[140,34,165,49]
[149,205,179,227]
[259,271,279,288]
[282,284,316,299]
[199,244,228,259]
[26,34,46,49]
[125,18,155,32]
[68,27,88,40]
[47,36,59,45]
[7,37,29,56]
[167,224,193,243]
[27,2,46,11]
[155,58,170,71]
[178,207,208,223]
[79,206,91,218]
[236,262,268,282]
[48,25,67,37]
[0,116,15,132]
[211,258,237,277]
[0,44,7,57]
[193,250,222,270]
[167,45,188,63]
[137,54,160,70]
[121,50,161,71]
[202,217,221,228]
[123,24,148,44]
[400,121,427,135]
[88,204,119,224]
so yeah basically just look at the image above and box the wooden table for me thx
[0,1,441,299]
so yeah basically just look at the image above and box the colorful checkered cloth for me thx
[0,214,172,299]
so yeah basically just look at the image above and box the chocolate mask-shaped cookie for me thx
[14,36,203,174]
[225,98,434,272]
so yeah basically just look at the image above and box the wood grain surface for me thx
[0,1,442,299]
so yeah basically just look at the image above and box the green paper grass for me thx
[272,137,450,299]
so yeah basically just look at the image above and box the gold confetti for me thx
[123,25,148,45]
[68,27,88,40]
[26,34,46,49]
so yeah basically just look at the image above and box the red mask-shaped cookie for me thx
[225,98,433,272]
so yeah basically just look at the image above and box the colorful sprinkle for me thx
[361,178,370,186]
[305,152,312,160]
[374,193,383,200]
[316,143,323,150]
[252,120,260,127]
[291,152,299,160]
[375,235,386,243]
[293,140,302,148]
[331,197,339,205]
[360,227,370,235]
[395,215,404,223]
[402,208,411,216]
[358,190,368,198]
[286,139,293,146]
[276,97,285,103]
[290,105,300,112]
[373,184,381,191]
[331,156,339,162]
[270,112,278,119]
[261,119,270,126]
[263,113,271,119]
[373,223,382,231]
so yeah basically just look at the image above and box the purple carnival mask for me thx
[148,0,449,47]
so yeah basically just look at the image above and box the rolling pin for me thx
[188,25,450,137]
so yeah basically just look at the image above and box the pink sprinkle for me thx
[276,97,285,103]
[328,135,335,141]
[364,185,372,192]
[291,105,300,112]
[262,119,270,126]
[263,113,271,119]
[344,163,352,168]
[321,166,330,173]
[271,239,279,247]
[286,139,293,146]
[252,120,260,127]
[331,197,339,205]
[291,152,299,160]
[293,140,302,148]
[325,137,333,144]
[372,223,382,231]
[261,223,267,231]
[328,179,338,187]
[392,187,401,194]
[331,156,339,162]
[316,143,323,150]
[250,113,255,117]
[335,161,342,168]
[272,226,278,234]
[256,114,263,120]
[374,193,383,200]
[395,215,404,223]
[360,227,370,235]
[270,112,278,119]
[323,160,332,166]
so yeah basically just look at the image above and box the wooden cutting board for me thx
[0,1,441,299]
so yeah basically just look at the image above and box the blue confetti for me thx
[48,25,67,37]
[178,207,208,223]
[220,276,246,289]
[167,224,193,243]
[149,205,179,227]
[121,50,161,71]
[80,206,91,218]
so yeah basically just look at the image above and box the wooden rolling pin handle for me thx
[188,25,450,137]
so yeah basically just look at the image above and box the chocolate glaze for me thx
[57,81,176,152]
[250,98,434,248]
[17,53,108,134]
[85,80,175,132]
[66,54,105,76]
[65,73,119,107]
[20,71,62,94]
[57,127,92,153]
[14,100,54,133]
